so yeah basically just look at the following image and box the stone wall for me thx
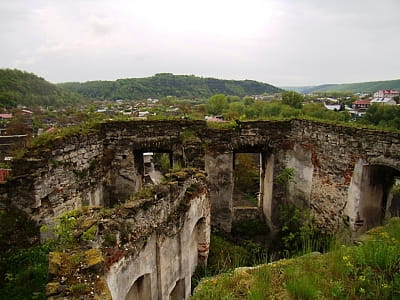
[0,132,108,226]
[3,119,400,237]
[46,170,210,300]
[287,119,400,234]
[104,172,210,300]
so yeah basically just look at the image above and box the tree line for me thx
[205,92,351,123]
[58,73,282,100]
[0,69,83,108]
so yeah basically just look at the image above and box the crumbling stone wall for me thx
[287,119,400,234]
[0,120,207,228]
[2,119,400,238]
[46,170,210,300]
[0,132,107,227]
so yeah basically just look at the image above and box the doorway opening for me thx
[233,153,261,208]
[142,152,172,185]
[357,164,400,232]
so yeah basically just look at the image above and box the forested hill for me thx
[58,73,282,100]
[0,69,83,108]
[284,79,400,94]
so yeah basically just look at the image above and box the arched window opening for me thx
[125,273,151,300]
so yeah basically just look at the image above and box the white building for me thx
[373,90,400,98]
[371,97,397,105]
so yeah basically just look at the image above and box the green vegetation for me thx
[273,169,332,258]
[359,104,400,130]
[179,129,200,144]
[58,73,282,100]
[192,230,267,291]
[153,152,171,173]
[231,219,269,237]
[275,204,331,258]
[0,243,51,300]
[206,94,229,115]
[281,91,304,109]
[11,119,101,159]
[214,92,351,123]
[1,207,105,299]
[275,168,295,186]
[287,78,400,94]
[0,208,49,299]
[206,120,239,130]
[0,69,83,108]
[192,218,400,299]
[192,218,269,292]
[233,153,259,206]
[81,225,98,241]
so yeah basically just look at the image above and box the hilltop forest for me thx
[0,69,83,108]
[285,79,400,94]
[58,73,282,100]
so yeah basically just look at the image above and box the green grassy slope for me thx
[192,218,400,299]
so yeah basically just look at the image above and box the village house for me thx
[0,114,12,135]
[352,99,371,115]
[373,89,400,98]
[371,97,397,105]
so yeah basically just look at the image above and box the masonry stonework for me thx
[2,119,400,298]
[3,119,400,235]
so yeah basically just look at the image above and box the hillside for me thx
[283,78,400,94]
[0,69,83,108]
[58,73,282,100]
[193,218,400,299]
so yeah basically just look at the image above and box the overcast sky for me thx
[1,0,399,86]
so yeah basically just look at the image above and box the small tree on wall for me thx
[275,168,296,188]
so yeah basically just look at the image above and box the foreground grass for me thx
[192,218,400,299]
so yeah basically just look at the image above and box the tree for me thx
[178,102,192,117]
[362,104,400,129]
[282,91,304,109]
[243,96,255,106]
[206,94,228,115]
[5,116,32,135]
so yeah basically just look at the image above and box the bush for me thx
[275,204,331,257]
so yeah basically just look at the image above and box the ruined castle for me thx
[2,119,400,299]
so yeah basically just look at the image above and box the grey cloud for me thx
[0,0,399,86]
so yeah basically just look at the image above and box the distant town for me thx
[1,89,399,175]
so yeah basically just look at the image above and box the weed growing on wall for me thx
[153,153,170,173]
[275,167,295,186]
[179,129,199,144]
[54,210,79,249]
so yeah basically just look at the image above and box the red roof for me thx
[353,100,371,105]
[382,90,399,94]
[0,114,12,119]
[0,169,10,183]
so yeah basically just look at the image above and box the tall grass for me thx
[192,218,400,299]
